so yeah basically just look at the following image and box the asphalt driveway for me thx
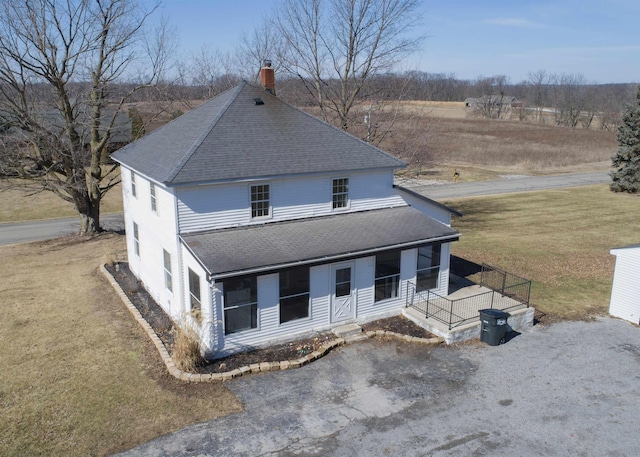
[115,317,640,456]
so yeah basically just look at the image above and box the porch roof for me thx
[181,206,460,280]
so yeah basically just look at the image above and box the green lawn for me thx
[445,185,640,320]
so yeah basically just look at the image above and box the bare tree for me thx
[190,45,239,98]
[471,75,510,119]
[271,0,424,130]
[549,73,592,128]
[527,70,549,123]
[235,20,288,84]
[0,0,171,233]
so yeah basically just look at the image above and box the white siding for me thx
[609,247,640,324]
[180,247,213,350]
[121,167,180,319]
[212,247,452,357]
[220,267,334,356]
[309,264,331,325]
[436,243,452,296]
[176,170,406,233]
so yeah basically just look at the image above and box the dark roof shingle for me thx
[182,206,460,278]
[112,82,406,185]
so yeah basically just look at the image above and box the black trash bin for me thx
[479,309,510,346]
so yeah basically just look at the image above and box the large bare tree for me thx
[271,0,423,130]
[0,0,171,233]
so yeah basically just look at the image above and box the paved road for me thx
[397,171,609,200]
[115,318,640,456]
[0,172,609,246]
[0,212,124,246]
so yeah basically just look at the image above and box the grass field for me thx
[350,100,616,178]
[0,234,240,456]
[445,185,640,320]
[0,179,123,224]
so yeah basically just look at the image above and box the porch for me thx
[403,264,535,344]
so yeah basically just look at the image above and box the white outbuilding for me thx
[609,245,640,324]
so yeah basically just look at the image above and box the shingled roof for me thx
[112,82,406,185]
[182,206,460,279]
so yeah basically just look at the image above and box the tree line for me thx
[162,68,637,131]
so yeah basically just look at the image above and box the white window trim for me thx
[132,222,140,257]
[249,182,272,220]
[374,251,401,303]
[222,276,259,335]
[131,171,137,198]
[163,249,173,293]
[150,182,157,214]
[188,268,202,323]
[331,177,350,211]
[416,244,442,292]
[278,267,311,325]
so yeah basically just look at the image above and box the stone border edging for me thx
[101,264,443,382]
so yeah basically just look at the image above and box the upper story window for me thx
[133,222,140,257]
[416,244,441,292]
[250,184,270,218]
[131,171,137,197]
[279,266,310,324]
[223,276,258,334]
[375,250,401,302]
[332,178,349,209]
[150,183,157,213]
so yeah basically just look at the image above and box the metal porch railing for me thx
[406,265,531,330]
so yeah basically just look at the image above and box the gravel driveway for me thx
[115,317,640,456]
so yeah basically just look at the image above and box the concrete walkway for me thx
[114,318,640,457]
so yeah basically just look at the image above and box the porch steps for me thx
[332,323,363,338]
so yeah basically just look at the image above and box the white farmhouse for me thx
[609,245,640,324]
[112,64,461,358]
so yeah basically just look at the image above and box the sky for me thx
[155,0,640,84]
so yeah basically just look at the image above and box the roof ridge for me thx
[165,83,246,183]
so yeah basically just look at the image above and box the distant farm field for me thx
[348,100,617,182]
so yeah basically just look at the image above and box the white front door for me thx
[331,262,356,323]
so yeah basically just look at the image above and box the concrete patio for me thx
[402,278,535,344]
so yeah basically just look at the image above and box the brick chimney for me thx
[260,60,275,96]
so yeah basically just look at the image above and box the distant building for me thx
[464,95,522,109]
[609,245,640,324]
